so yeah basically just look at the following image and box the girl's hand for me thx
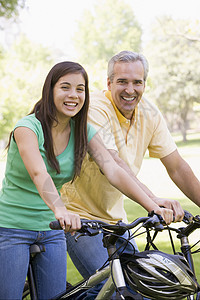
[54,207,81,235]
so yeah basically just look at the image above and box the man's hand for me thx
[153,197,184,222]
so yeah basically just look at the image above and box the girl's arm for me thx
[88,133,173,224]
[14,127,81,233]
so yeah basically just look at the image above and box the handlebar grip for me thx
[144,212,164,231]
[183,210,193,224]
[49,220,62,230]
[49,220,101,238]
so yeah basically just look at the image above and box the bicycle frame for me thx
[143,214,200,300]
[57,264,119,300]
[56,232,135,299]
[178,217,200,300]
[23,244,46,300]
[24,212,200,300]
[57,265,111,299]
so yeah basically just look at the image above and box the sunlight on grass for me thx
[67,255,83,284]
[124,197,200,283]
[172,131,200,143]
[66,132,200,286]
[0,133,199,287]
[67,198,200,285]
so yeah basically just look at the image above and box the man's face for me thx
[107,61,145,120]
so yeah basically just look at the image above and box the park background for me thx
[0,0,200,286]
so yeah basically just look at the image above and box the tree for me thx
[0,0,25,19]
[0,0,26,53]
[0,34,54,141]
[146,17,200,141]
[73,0,142,89]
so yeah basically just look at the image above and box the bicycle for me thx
[23,210,200,300]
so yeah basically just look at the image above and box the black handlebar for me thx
[182,210,194,224]
[49,221,64,230]
[49,210,198,238]
[49,211,169,234]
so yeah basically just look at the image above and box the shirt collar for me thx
[105,90,136,124]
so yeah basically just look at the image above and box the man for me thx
[61,51,200,297]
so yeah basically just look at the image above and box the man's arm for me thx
[108,149,184,221]
[161,149,200,207]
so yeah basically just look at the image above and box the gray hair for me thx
[107,50,149,82]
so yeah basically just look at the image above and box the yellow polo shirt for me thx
[61,90,177,224]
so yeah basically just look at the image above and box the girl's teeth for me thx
[64,103,76,106]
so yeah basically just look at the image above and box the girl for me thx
[0,61,173,299]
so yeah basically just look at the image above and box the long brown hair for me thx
[8,61,89,180]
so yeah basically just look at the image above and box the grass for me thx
[66,133,200,286]
[0,132,200,287]
[124,198,200,280]
[67,197,200,285]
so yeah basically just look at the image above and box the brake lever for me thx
[143,212,164,231]
[183,210,193,224]
[75,232,88,241]
[75,227,102,242]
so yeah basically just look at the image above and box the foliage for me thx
[0,0,25,19]
[146,17,200,141]
[73,0,142,89]
[0,34,54,141]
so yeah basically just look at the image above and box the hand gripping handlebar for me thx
[49,211,166,235]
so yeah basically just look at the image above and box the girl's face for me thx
[53,72,86,122]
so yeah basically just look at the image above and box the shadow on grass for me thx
[176,138,200,148]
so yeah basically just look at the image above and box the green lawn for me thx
[67,133,200,285]
[0,133,200,288]
[67,197,200,285]
[124,198,200,281]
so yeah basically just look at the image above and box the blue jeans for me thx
[66,230,140,299]
[66,230,138,278]
[0,227,67,300]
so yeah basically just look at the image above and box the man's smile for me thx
[121,96,137,102]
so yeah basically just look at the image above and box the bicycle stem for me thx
[103,234,126,287]
[180,236,196,277]
[177,216,200,279]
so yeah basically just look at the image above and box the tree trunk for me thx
[180,119,188,142]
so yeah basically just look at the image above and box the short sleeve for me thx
[87,123,97,142]
[14,114,44,146]
[148,110,177,158]
[88,106,118,151]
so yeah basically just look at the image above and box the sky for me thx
[7,0,199,60]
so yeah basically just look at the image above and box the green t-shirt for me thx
[0,114,96,231]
